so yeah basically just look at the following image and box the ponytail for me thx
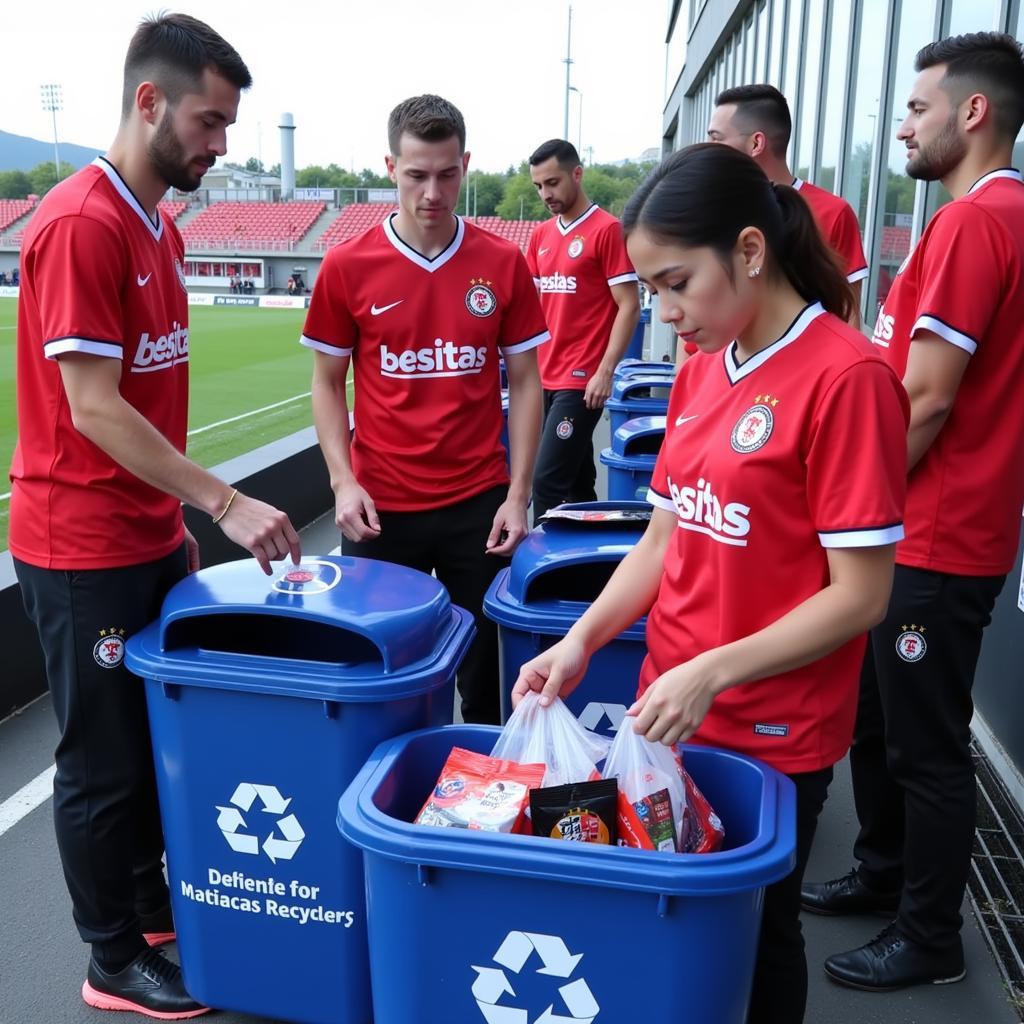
[624,144,854,322]
[772,183,854,322]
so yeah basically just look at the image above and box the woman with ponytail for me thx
[513,144,909,1024]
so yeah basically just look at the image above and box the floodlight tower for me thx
[562,5,573,140]
[40,83,63,187]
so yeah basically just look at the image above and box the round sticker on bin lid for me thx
[272,559,342,594]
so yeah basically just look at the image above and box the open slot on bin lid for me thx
[609,375,674,403]
[612,415,666,457]
[156,556,453,674]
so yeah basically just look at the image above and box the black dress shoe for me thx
[82,948,210,1019]
[824,923,966,991]
[801,868,900,916]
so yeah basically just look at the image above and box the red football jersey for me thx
[642,305,908,773]
[793,178,868,285]
[9,158,189,569]
[301,215,549,511]
[869,169,1024,576]
[525,204,638,389]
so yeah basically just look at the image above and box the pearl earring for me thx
[748,266,762,278]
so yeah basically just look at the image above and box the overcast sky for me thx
[5,1,670,174]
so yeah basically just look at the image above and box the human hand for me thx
[584,369,613,410]
[627,655,718,745]
[486,497,529,556]
[512,634,590,708]
[217,493,302,575]
[334,480,381,543]
[184,527,200,574]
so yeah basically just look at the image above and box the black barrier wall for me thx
[0,427,331,718]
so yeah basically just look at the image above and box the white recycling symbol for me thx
[471,931,599,1024]
[576,703,628,734]
[215,783,305,863]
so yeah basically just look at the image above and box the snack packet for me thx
[415,747,545,834]
[529,779,618,845]
[677,756,726,854]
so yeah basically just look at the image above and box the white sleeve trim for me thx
[646,489,675,513]
[847,267,869,284]
[300,335,353,357]
[501,330,551,355]
[819,523,904,548]
[911,315,977,355]
[44,338,122,361]
[607,272,639,287]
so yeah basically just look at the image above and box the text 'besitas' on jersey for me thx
[9,158,189,569]
[870,169,1024,577]
[526,204,638,390]
[644,305,908,773]
[301,215,549,512]
[792,178,869,285]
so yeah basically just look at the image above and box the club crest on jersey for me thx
[730,395,777,454]
[555,418,574,440]
[567,235,585,259]
[895,625,927,663]
[466,278,497,318]
[93,628,127,669]
[174,257,187,294]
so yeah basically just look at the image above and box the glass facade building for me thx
[663,0,1024,327]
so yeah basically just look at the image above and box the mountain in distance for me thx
[0,129,102,172]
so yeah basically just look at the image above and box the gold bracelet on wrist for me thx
[212,488,238,525]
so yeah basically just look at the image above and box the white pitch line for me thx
[0,392,314,504]
[0,764,56,839]
[187,391,311,437]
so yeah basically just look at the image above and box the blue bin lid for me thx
[605,375,673,414]
[610,415,666,457]
[598,448,657,472]
[614,360,675,382]
[125,556,474,701]
[338,725,797,896]
[483,502,647,639]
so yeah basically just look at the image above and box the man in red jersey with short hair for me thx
[303,94,547,725]
[709,84,868,330]
[802,31,1024,992]
[525,139,640,519]
[9,13,300,1019]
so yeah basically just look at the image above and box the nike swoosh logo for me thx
[538,248,550,255]
[675,414,699,427]
[137,273,152,286]
[370,300,403,316]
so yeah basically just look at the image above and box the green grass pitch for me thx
[0,298,350,552]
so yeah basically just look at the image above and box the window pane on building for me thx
[818,0,853,192]
[948,0,1002,35]
[769,0,786,86]
[796,0,824,178]
[782,0,804,164]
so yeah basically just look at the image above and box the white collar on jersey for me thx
[724,301,826,385]
[791,177,805,191]
[383,212,465,272]
[556,203,599,235]
[92,157,164,242]
[967,168,1023,194]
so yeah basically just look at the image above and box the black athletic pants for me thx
[850,564,1004,951]
[532,388,604,521]
[342,485,508,724]
[748,766,833,1024]
[14,546,188,965]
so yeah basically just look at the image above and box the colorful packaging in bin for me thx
[679,765,726,854]
[415,747,545,834]
[529,779,618,844]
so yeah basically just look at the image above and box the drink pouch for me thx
[529,778,618,845]
[415,747,546,834]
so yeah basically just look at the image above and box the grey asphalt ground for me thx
[1,414,1019,1023]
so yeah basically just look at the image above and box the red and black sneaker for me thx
[82,948,209,1019]
[139,905,176,948]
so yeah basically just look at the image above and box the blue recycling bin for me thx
[614,357,676,383]
[624,306,651,360]
[125,556,474,1024]
[337,724,797,1024]
[483,501,649,735]
[599,414,666,501]
[605,374,673,435]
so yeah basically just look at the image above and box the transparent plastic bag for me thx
[490,691,611,788]
[602,717,687,852]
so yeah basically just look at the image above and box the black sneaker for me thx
[138,905,176,947]
[801,868,901,917]
[824,922,966,991]
[82,948,210,1019]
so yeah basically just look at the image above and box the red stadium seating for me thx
[181,200,325,249]
[0,198,37,234]
[314,203,540,254]
[158,200,187,223]
[880,225,911,262]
